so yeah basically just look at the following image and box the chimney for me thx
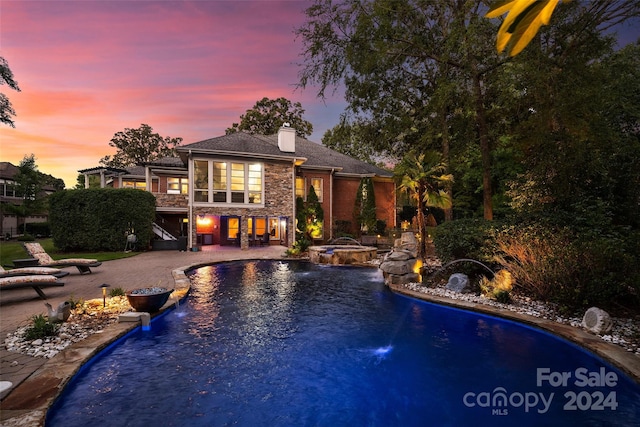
[278,123,296,153]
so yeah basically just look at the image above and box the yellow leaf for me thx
[486,0,562,55]
[508,0,559,56]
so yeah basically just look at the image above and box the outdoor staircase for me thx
[152,222,177,240]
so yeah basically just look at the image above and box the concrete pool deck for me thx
[1,247,639,426]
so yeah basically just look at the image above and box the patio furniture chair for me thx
[260,232,270,246]
[0,265,69,279]
[22,242,102,274]
[0,274,65,299]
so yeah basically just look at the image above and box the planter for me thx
[126,287,173,313]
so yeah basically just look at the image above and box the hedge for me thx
[48,188,156,252]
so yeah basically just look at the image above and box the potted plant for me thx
[126,286,173,313]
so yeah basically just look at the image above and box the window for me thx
[228,217,239,239]
[230,163,245,203]
[213,162,227,202]
[254,217,266,237]
[248,164,262,204]
[122,180,146,190]
[167,177,188,194]
[194,160,209,202]
[310,178,323,202]
[0,179,16,197]
[192,159,263,205]
[295,177,305,198]
[268,218,279,239]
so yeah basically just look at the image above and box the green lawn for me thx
[0,238,139,267]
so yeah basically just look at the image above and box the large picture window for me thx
[192,159,263,205]
[167,177,188,194]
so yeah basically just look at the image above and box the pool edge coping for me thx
[2,261,638,426]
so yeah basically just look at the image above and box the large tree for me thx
[322,114,381,165]
[297,0,507,220]
[0,56,21,127]
[226,97,313,137]
[100,124,182,168]
[297,0,639,221]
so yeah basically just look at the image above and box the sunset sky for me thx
[1,0,347,187]
[1,1,638,188]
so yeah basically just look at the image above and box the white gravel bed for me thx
[4,296,132,359]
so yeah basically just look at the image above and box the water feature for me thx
[46,261,640,426]
[307,239,377,265]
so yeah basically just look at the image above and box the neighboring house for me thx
[79,126,395,250]
[0,162,56,237]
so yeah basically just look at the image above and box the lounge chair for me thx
[22,242,102,274]
[0,274,65,299]
[0,265,70,278]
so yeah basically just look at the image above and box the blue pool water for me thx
[47,260,640,426]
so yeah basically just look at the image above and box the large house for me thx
[80,126,395,250]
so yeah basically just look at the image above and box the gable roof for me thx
[178,131,392,178]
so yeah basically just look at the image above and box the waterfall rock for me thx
[379,247,420,286]
[397,232,418,256]
[581,307,612,335]
[380,259,416,276]
[384,249,414,261]
[445,273,471,293]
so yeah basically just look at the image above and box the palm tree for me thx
[395,151,453,259]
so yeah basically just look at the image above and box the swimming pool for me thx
[46,260,640,426]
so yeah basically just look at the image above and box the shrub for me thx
[24,314,60,340]
[67,295,85,310]
[49,188,156,252]
[334,220,352,237]
[493,222,640,313]
[17,234,35,242]
[432,218,498,263]
[22,222,50,237]
[479,269,513,303]
[110,287,126,297]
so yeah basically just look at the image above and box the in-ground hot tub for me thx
[308,245,377,265]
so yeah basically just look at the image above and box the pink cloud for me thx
[0,1,344,187]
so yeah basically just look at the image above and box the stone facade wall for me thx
[154,193,188,209]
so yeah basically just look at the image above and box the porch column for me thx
[240,215,249,250]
